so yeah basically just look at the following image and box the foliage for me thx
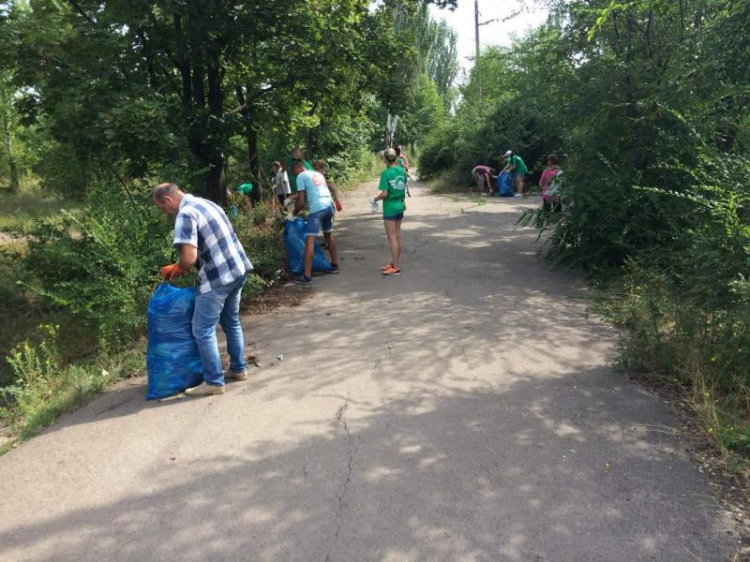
[420,0,750,456]
[6,0,457,203]
[0,324,144,441]
[16,185,174,349]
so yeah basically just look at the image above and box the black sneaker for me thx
[294,275,313,285]
[329,264,340,274]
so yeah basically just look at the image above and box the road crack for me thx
[370,337,392,378]
[462,346,474,371]
[324,398,355,562]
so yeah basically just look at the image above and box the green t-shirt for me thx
[287,158,313,193]
[505,155,528,175]
[237,183,253,196]
[378,165,407,217]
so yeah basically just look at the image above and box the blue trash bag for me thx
[146,283,203,400]
[497,171,514,197]
[284,217,333,275]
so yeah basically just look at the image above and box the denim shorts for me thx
[305,205,334,237]
[383,212,404,222]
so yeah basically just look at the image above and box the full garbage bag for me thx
[146,283,203,400]
[284,217,333,275]
[497,171,514,197]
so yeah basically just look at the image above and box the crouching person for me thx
[153,182,253,397]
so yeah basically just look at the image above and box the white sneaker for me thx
[225,369,249,381]
[514,193,522,197]
[184,382,226,396]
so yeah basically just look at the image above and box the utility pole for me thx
[473,1,498,101]
[474,0,480,62]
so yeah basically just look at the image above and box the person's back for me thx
[508,155,527,175]
[380,165,407,215]
[539,154,561,202]
[296,170,333,214]
[540,168,559,195]
[176,194,251,293]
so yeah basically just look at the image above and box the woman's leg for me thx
[394,220,402,267]
[384,220,400,268]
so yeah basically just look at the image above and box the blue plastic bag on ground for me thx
[497,171,514,197]
[146,284,203,400]
[284,217,333,275]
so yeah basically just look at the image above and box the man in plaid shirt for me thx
[154,183,253,396]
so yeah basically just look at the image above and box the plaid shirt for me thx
[174,194,253,294]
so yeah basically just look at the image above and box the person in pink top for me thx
[471,165,495,195]
[539,154,562,210]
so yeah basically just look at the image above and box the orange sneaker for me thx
[381,262,394,272]
[382,265,401,276]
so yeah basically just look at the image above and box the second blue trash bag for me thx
[497,171,514,197]
[146,283,203,400]
[284,217,333,274]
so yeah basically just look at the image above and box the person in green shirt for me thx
[236,183,253,197]
[284,147,313,195]
[501,150,528,197]
[372,148,406,276]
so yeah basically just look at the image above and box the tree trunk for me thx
[2,121,19,192]
[246,123,261,205]
[236,85,262,205]
[305,128,318,161]
[204,155,226,205]
[202,51,226,204]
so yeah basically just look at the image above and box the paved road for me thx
[0,179,737,561]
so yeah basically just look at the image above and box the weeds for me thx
[428,170,467,195]
[0,325,144,444]
[589,262,750,465]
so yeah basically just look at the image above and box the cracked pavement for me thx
[0,178,739,561]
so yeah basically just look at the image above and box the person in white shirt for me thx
[272,161,291,207]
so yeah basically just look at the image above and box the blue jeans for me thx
[192,273,248,386]
[305,205,334,236]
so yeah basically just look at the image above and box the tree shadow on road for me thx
[0,374,734,562]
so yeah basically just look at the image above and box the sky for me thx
[429,0,548,78]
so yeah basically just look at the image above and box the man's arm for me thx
[178,244,198,271]
[328,180,341,203]
[293,191,306,216]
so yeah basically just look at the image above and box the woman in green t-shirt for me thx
[372,148,406,276]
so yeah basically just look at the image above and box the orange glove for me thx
[335,200,343,212]
[160,263,188,281]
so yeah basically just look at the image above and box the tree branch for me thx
[65,0,96,25]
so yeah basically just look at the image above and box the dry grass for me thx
[0,181,78,233]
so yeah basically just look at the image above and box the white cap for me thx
[504,150,512,156]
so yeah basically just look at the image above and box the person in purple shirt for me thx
[471,165,495,195]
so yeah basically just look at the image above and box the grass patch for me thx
[427,169,470,195]
[1,326,145,448]
[0,181,79,232]
[587,271,750,474]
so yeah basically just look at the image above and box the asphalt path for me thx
[0,177,738,561]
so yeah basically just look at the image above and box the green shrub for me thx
[1,324,61,425]
[18,186,173,349]
[0,324,143,439]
